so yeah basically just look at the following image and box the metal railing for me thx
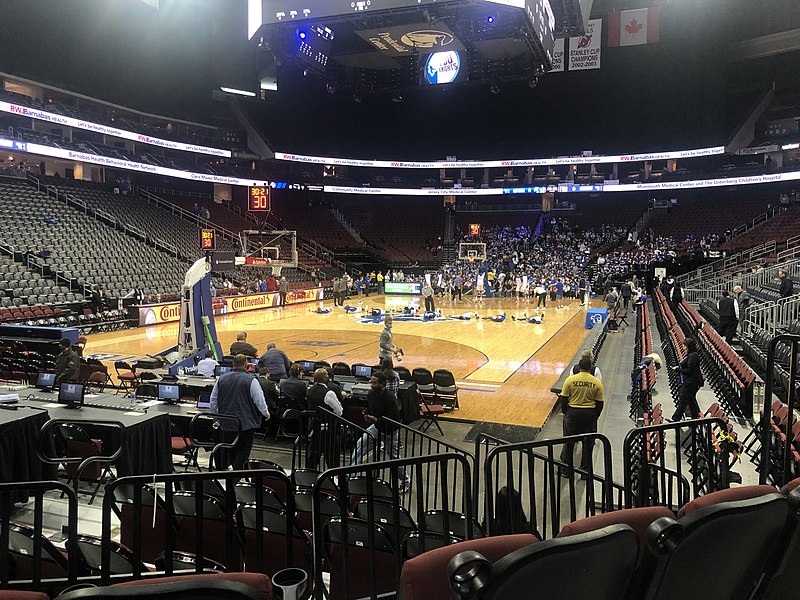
[758,334,800,487]
[0,481,80,589]
[473,433,508,519]
[101,468,297,584]
[623,419,730,511]
[291,410,373,474]
[678,240,778,288]
[330,208,365,244]
[483,434,621,540]
[311,452,473,600]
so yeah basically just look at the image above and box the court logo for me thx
[590,314,604,325]
[400,30,454,50]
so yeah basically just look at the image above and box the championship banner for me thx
[137,287,324,325]
[550,38,565,72]
[568,18,601,70]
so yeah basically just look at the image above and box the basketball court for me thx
[84,292,592,428]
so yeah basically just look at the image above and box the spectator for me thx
[717,290,739,344]
[259,342,291,382]
[279,363,308,411]
[196,350,219,377]
[779,270,794,298]
[210,354,269,470]
[229,332,258,357]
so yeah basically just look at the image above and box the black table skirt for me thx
[0,410,57,502]
[79,414,173,477]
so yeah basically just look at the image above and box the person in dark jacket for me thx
[620,281,632,311]
[229,332,258,358]
[210,354,270,470]
[55,338,80,384]
[779,270,794,298]
[279,363,308,411]
[668,278,683,308]
[255,368,279,412]
[733,285,751,335]
[717,291,739,344]
[350,372,410,489]
[259,343,291,382]
[669,338,703,422]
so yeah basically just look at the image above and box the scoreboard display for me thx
[248,186,271,211]
[200,229,216,250]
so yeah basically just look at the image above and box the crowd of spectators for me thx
[431,219,630,300]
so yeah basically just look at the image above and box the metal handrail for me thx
[758,334,800,486]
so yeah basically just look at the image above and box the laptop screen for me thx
[215,365,232,377]
[36,372,57,390]
[58,382,85,408]
[196,393,211,410]
[298,361,316,373]
[158,383,180,402]
[353,365,372,379]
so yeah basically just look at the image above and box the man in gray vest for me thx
[210,354,270,470]
[305,368,345,468]
[717,290,739,344]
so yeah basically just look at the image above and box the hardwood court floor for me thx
[85,294,592,428]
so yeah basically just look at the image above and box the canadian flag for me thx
[608,7,661,47]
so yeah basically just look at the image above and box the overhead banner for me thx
[550,38,565,72]
[356,23,464,57]
[568,18,602,71]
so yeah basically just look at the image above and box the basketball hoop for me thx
[272,265,282,276]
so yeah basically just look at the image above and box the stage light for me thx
[487,16,495,24]
[490,83,500,95]
[353,92,363,103]
[326,82,336,95]
[528,76,539,88]
[298,29,307,40]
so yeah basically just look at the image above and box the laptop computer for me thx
[36,372,57,393]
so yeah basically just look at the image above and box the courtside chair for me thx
[433,369,459,410]
[419,396,446,436]
[331,362,351,377]
[411,368,436,400]
[114,360,140,395]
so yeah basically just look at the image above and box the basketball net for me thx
[272,266,282,276]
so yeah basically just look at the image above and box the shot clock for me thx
[200,229,216,250]
[248,186,271,211]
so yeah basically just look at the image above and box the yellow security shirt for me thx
[561,371,604,409]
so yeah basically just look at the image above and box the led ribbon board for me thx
[274,146,726,169]
[0,101,232,158]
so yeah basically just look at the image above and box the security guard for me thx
[559,356,605,477]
